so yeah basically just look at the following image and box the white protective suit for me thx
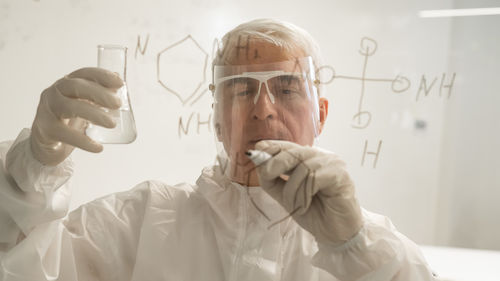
[0,129,438,281]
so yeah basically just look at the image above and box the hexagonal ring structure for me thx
[157,35,209,105]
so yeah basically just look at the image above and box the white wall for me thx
[0,0,497,249]
[435,0,500,250]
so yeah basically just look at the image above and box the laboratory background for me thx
[0,0,499,279]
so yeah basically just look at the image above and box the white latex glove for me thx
[255,140,363,246]
[30,67,123,166]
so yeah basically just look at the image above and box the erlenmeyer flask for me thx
[86,45,137,144]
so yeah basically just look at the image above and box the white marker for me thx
[245,149,272,166]
[246,149,290,181]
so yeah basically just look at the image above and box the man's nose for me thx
[252,83,277,120]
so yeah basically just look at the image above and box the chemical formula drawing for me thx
[133,33,457,168]
[319,37,456,130]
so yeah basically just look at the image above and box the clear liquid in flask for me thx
[85,44,137,144]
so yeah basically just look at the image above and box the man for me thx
[0,19,437,280]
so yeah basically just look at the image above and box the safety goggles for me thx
[212,70,312,105]
[211,56,320,104]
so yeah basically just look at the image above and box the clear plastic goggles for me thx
[213,70,312,105]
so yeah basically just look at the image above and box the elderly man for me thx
[0,19,437,280]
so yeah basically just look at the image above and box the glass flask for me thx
[86,45,137,144]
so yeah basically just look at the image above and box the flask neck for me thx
[97,45,127,81]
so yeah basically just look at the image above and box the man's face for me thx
[214,40,328,168]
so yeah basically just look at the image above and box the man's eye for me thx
[277,86,302,95]
[281,89,293,95]
[236,90,251,96]
[234,85,259,98]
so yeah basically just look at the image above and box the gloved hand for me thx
[255,140,363,246]
[30,67,123,166]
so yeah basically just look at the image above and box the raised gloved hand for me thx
[30,67,123,166]
[255,140,363,246]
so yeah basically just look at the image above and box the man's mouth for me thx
[249,139,265,144]
[249,136,286,144]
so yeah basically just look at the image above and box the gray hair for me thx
[212,19,324,70]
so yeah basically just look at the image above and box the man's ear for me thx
[215,123,222,141]
[212,102,223,141]
[318,97,329,134]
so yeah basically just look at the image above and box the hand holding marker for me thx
[245,140,363,245]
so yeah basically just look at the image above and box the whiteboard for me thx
[0,0,499,251]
